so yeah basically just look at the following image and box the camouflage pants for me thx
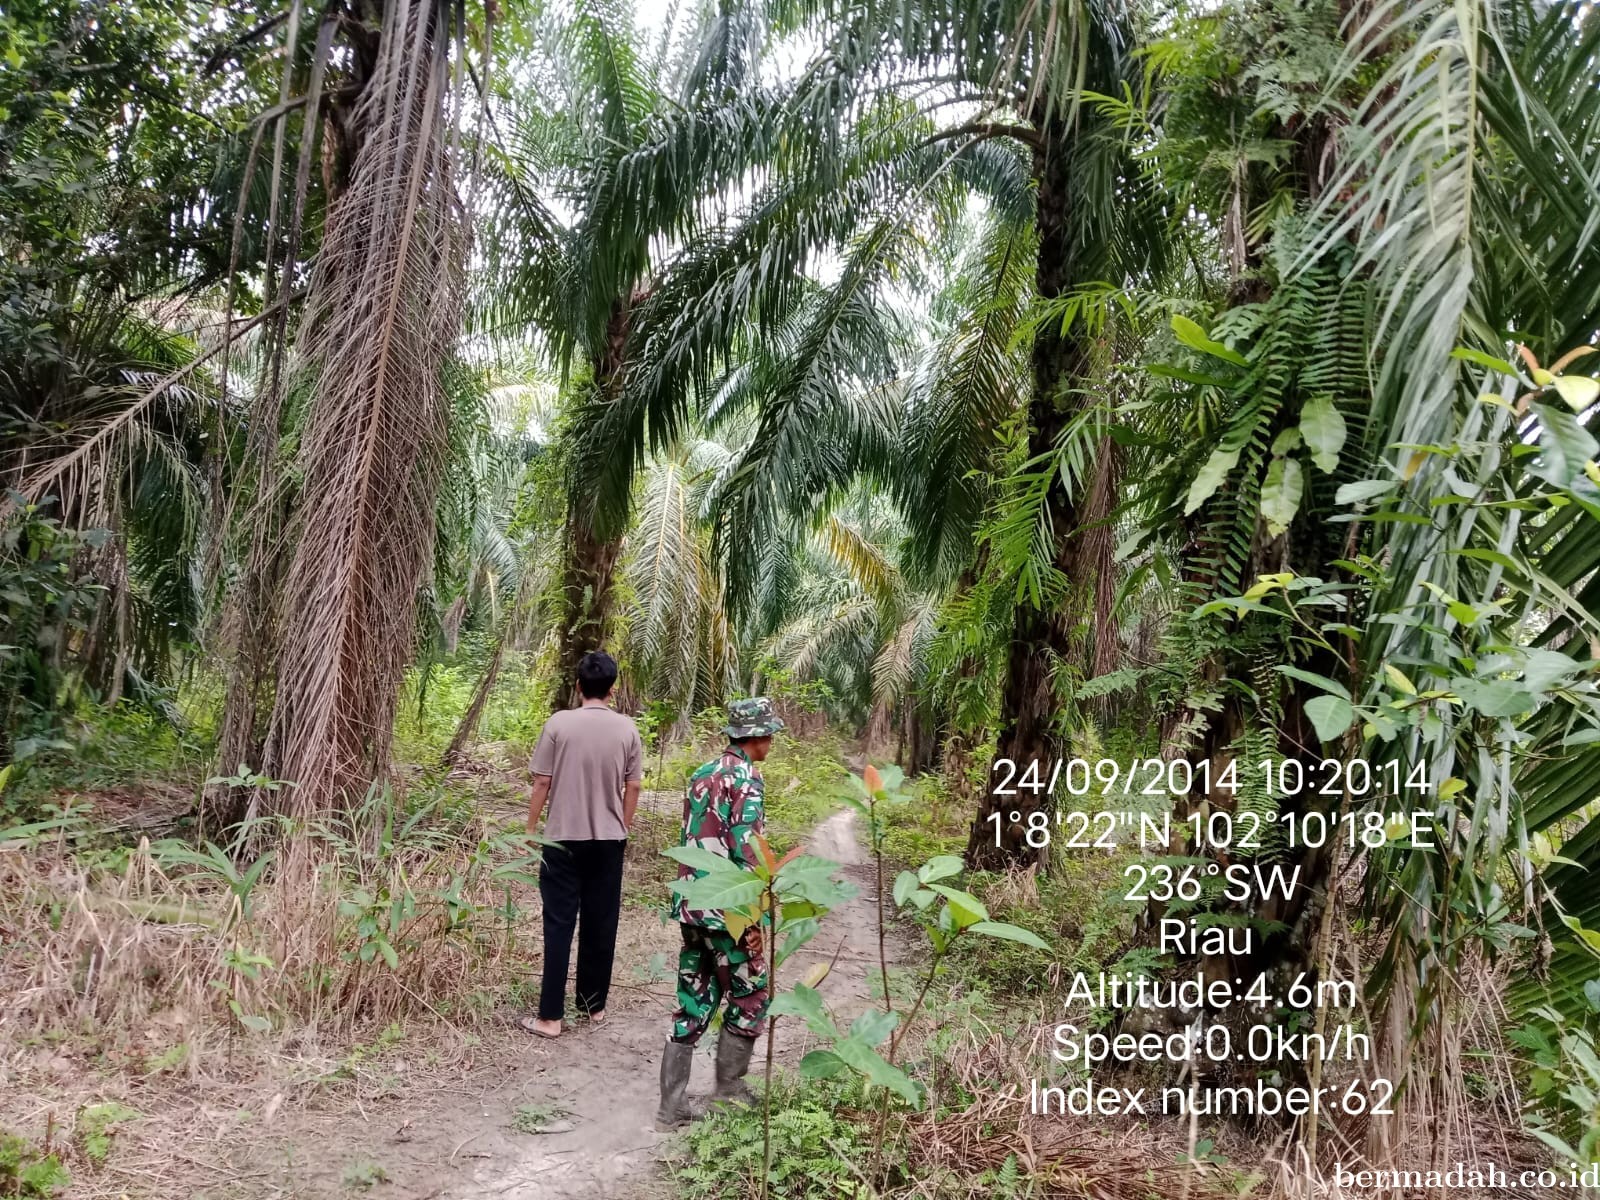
[670,923,769,1043]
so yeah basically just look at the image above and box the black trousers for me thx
[537,839,627,1021]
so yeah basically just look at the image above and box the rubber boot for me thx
[713,1029,758,1104]
[656,1039,696,1130]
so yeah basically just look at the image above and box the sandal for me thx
[518,1015,562,1039]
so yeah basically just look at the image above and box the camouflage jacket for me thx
[673,745,766,930]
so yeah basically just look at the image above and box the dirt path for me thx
[337,801,898,1200]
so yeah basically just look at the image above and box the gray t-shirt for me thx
[530,706,643,841]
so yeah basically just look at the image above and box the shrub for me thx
[670,1078,873,1199]
[0,1131,69,1198]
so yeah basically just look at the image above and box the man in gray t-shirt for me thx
[521,650,642,1039]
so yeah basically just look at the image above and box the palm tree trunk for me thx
[553,508,622,710]
[551,299,638,710]
[443,638,503,765]
[245,0,465,820]
[966,120,1091,871]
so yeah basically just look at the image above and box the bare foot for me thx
[586,1009,606,1026]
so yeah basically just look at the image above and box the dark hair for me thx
[576,650,618,699]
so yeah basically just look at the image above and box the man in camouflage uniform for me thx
[656,697,786,1130]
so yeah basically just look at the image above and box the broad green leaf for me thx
[799,1049,847,1079]
[1171,314,1249,366]
[1552,374,1600,412]
[892,870,920,907]
[1520,648,1582,692]
[1382,664,1417,695]
[1305,695,1355,741]
[849,1007,899,1049]
[927,884,988,928]
[1437,776,1467,800]
[1452,678,1533,718]
[774,855,845,887]
[831,1036,923,1106]
[968,921,1050,951]
[1300,396,1347,473]
[1184,448,1239,515]
[1261,456,1305,536]
[768,984,840,1038]
[916,855,963,884]
[671,873,766,910]
[662,845,739,875]
[1243,572,1293,600]
[1335,479,1398,506]
[1560,915,1600,959]
[782,874,860,909]
[774,917,819,969]
[1531,402,1600,487]
[1275,664,1351,701]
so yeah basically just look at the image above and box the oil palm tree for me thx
[1296,0,1600,1152]
[478,0,807,705]
[1117,0,1600,1155]
[214,0,490,819]
[741,0,1169,866]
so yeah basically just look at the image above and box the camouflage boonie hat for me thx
[724,696,786,739]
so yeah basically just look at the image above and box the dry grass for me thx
[0,778,548,1192]
[0,769,694,1198]
[2,811,538,1037]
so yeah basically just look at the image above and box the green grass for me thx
[2,702,204,821]
[753,731,852,855]
[881,772,968,869]
[669,1076,875,1199]
[392,638,554,765]
[650,727,853,857]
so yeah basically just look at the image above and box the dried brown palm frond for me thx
[260,0,470,816]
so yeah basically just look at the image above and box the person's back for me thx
[521,651,642,1040]
[536,706,641,842]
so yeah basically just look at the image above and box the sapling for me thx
[824,764,1051,1189]
[666,836,858,1200]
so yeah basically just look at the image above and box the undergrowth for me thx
[670,1076,878,1199]
[653,710,851,855]
[393,638,554,765]
[0,1129,69,1198]
[0,782,545,1045]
